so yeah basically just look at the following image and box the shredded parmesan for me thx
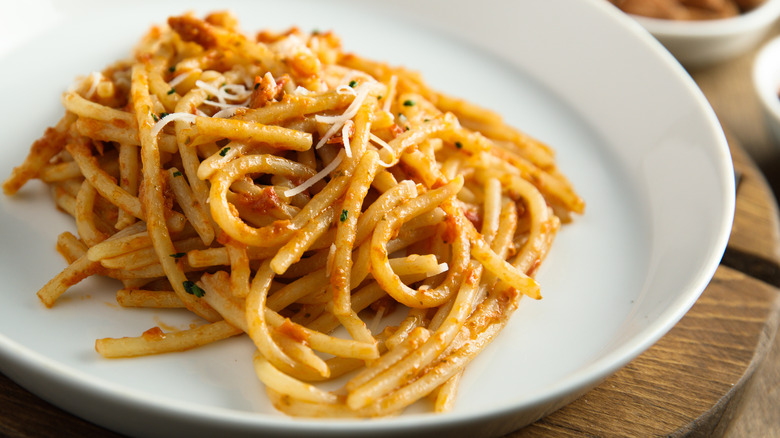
[150,112,197,138]
[336,85,357,96]
[84,72,103,99]
[263,72,277,90]
[293,86,312,95]
[195,80,252,104]
[369,133,395,167]
[201,99,249,109]
[284,150,344,198]
[316,122,345,151]
[341,120,353,158]
[168,70,195,88]
[222,83,252,97]
[314,83,373,149]
[315,83,372,125]
[212,107,241,119]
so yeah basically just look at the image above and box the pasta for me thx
[3,11,584,417]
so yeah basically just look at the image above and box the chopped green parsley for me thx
[182,281,205,297]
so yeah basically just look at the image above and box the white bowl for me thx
[625,0,780,68]
[754,35,780,145]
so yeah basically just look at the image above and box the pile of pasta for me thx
[3,12,584,417]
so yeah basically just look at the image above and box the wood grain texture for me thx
[511,267,780,438]
[508,133,780,436]
[0,371,121,437]
[726,309,780,437]
[726,133,780,271]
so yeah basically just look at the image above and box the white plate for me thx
[0,0,734,437]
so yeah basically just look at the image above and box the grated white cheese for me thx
[150,112,197,138]
[200,99,249,109]
[212,106,242,119]
[341,120,353,158]
[84,72,103,99]
[315,83,372,125]
[195,80,227,104]
[336,85,357,96]
[314,83,373,149]
[284,150,344,198]
[221,83,252,97]
[168,70,195,88]
[315,121,345,151]
[369,133,395,167]
[262,71,277,90]
[195,80,252,104]
[293,86,312,96]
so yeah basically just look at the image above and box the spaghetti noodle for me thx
[3,11,584,417]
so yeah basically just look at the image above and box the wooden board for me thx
[510,134,780,437]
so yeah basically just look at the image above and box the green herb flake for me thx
[167,88,176,95]
[168,65,176,73]
[219,147,230,157]
[455,141,463,149]
[340,209,349,222]
[170,252,186,259]
[254,82,260,90]
[185,136,192,145]
[348,80,358,88]
[377,95,383,100]
[151,113,159,122]
[172,171,182,177]
[160,112,169,119]
[402,99,415,107]
[182,280,205,297]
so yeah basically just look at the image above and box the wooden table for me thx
[3,22,780,438]
[513,21,780,438]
